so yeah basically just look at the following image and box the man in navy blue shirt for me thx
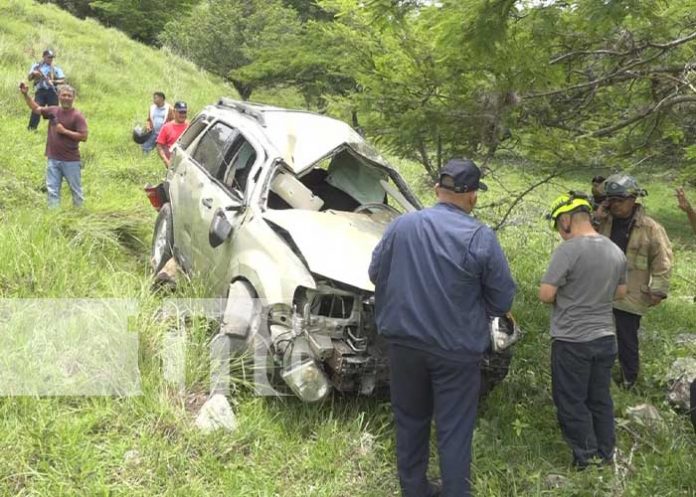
[370,158,516,497]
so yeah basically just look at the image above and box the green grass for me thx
[1,1,695,495]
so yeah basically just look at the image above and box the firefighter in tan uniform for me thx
[597,174,673,389]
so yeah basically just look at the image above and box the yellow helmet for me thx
[547,191,592,229]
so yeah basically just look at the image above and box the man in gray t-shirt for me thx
[539,192,627,468]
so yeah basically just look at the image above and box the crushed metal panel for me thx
[261,110,391,174]
[262,209,389,291]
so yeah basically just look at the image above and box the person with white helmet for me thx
[540,192,627,468]
[597,174,673,389]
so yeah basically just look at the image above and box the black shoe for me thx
[619,380,636,391]
[428,479,442,497]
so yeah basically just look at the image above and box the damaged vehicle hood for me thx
[262,110,391,175]
[263,209,391,291]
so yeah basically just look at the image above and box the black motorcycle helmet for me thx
[132,125,153,144]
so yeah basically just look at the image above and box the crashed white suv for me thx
[147,99,519,402]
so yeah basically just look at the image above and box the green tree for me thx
[89,0,195,45]
[37,0,94,18]
[519,1,696,165]
[160,0,302,100]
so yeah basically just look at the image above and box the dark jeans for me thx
[613,309,642,385]
[28,88,58,130]
[551,336,617,466]
[388,343,480,497]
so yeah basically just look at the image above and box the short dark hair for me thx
[153,91,165,100]
[591,175,606,184]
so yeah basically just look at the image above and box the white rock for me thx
[665,357,696,411]
[626,403,663,426]
[544,474,569,489]
[123,449,141,466]
[195,393,237,434]
[674,334,696,347]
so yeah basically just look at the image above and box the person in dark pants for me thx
[690,380,696,433]
[596,175,672,389]
[27,49,65,131]
[369,158,516,497]
[540,192,627,467]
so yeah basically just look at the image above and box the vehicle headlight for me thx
[281,359,330,402]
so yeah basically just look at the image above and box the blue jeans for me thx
[141,128,159,153]
[46,159,84,208]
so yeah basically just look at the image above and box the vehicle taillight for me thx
[144,183,166,211]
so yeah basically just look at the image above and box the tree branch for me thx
[647,30,696,50]
[493,170,563,231]
[579,95,696,138]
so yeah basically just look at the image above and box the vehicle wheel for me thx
[479,349,513,399]
[151,203,174,273]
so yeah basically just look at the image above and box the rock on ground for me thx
[626,403,663,427]
[666,357,696,411]
[195,393,237,434]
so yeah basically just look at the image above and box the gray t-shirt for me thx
[541,235,627,342]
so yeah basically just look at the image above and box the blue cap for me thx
[439,158,488,193]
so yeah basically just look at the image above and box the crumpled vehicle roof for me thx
[235,104,392,174]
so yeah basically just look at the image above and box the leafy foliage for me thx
[1,3,694,496]
[39,0,196,44]
[160,0,302,100]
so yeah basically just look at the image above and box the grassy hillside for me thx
[0,1,694,496]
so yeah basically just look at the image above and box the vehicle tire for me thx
[151,203,174,273]
[479,348,513,399]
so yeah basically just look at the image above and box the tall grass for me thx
[0,0,694,495]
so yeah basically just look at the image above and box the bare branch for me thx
[550,49,627,65]
[579,95,696,138]
[493,170,564,231]
[647,31,696,50]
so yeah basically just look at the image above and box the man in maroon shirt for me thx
[156,100,189,168]
[20,82,88,207]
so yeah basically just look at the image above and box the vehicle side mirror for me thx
[209,208,234,248]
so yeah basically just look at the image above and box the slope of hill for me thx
[0,1,694,496]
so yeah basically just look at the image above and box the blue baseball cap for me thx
[439,158,488,193]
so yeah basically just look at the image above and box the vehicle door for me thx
[167,115,212,270]
[189,128,263,294]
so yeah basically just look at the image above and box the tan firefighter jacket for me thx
[598,204,673,316]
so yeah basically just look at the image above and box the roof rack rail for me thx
[217,98,266,126]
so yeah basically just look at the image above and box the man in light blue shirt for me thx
[27,49,65,131]
[142,91,174,153]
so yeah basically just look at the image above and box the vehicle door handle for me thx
[201,197,213,209]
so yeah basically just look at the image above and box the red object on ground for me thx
[144,183,165,211]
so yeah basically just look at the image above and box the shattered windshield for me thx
[266,146,416,215]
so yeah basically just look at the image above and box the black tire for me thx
[151,203,174,273]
